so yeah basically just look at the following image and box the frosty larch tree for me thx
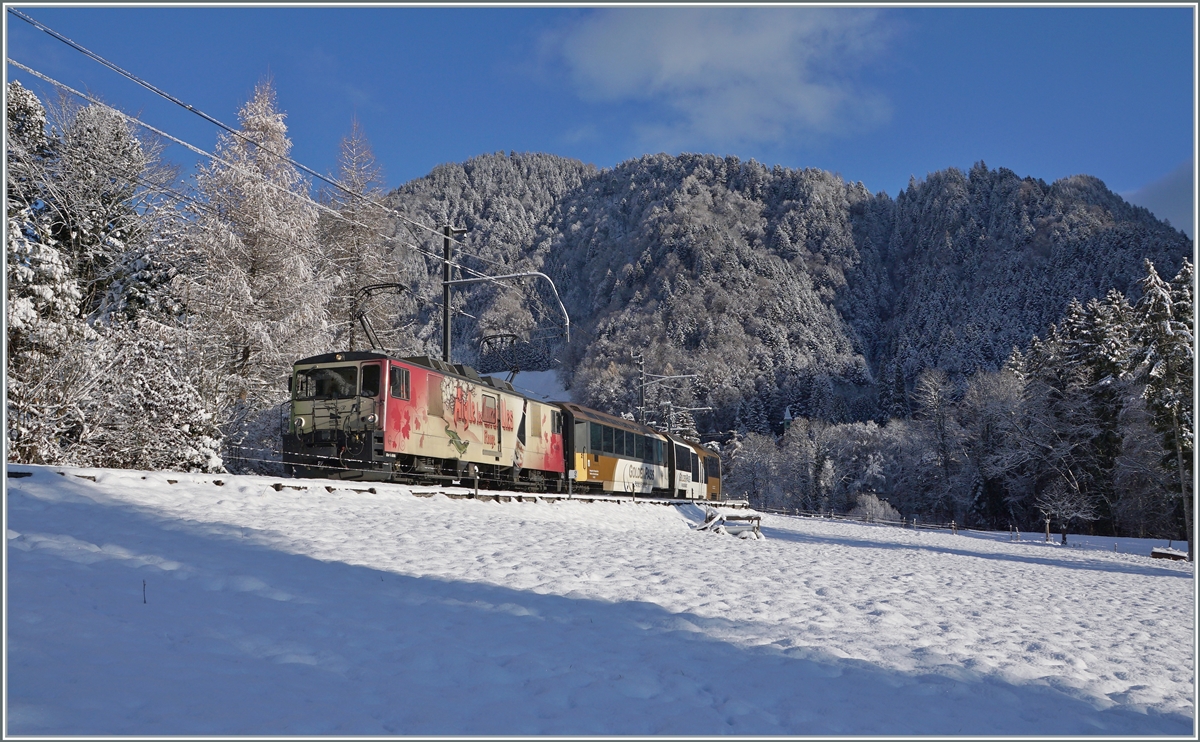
[182,78,331,470]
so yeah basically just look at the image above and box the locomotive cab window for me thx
[389,366,410,400]
[294,365,358,400]
[360,364,381,397]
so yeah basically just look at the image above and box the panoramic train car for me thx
[661,435,723,501]
[283,352,565,487]
[698,445,722,501]
[558,403,670,495]
[664,433,705,500]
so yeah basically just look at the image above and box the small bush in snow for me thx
[849,493,901,523]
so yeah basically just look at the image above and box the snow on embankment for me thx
[5,465,1195,736]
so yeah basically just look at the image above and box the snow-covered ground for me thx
[5,464,1195,736]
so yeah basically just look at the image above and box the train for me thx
[281,351,722,500]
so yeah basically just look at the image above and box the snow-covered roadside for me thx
[5,465,1195,735]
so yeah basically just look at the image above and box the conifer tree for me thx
[182,78,331,470]
[317,118,407,352]
[6,82,92,464]
[1134,259,1194,559]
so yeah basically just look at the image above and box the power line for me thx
[6,7,475,255]
[8,8,564,309]
[7,58,570,336]
[6,6,539,282]
[9,58,475,277]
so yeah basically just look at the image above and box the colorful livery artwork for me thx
[282,352,719,500]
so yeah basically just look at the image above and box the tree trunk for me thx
[1172,411,1192,562]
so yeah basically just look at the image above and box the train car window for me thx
[590,422,602,451]
[427,375,444,417]
[706,456,721,479]
[602,425,614,454]
[360,364,381,397]
[552,411,562,435]
[692,451,701,481]
[576,422,589,453]
[389,366,410,399]
[294,366,357,400]
[674,444,690,471]
[616,429,627,457]
[635,435,645,460]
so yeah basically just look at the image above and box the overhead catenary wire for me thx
[7,57,568,335]
[7,6,522,279]
[7,8,568,324]
[11,60,474,278]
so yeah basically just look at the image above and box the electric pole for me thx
[633,352,646,423]
[442,224,466,363]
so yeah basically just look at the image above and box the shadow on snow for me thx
[761,520,1193,580]
[6,472,1193,736]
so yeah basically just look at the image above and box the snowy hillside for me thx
[5,465,1194,736]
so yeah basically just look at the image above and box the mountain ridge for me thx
[381,151,1191,432]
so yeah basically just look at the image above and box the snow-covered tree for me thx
[6,82,92,465]
[1035,477,1099,545]
[723,432,784,507]
[849,493,901,523]
[911,368,969,520]
[182,79,331,468]
[1133,258,1194,559]
[317,118,403,352]
[7,82,221,471]
[76,323,223,472]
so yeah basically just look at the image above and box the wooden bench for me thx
[722,514,762,537]
[694,510,762,537]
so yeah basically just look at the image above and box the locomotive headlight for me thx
[294,416,306,430]
[366,414,378,425]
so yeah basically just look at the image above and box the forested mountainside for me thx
[381,151,1191,432]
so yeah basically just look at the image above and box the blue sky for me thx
[4,4,1195,235]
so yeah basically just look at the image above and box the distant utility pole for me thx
[661,401,713,435]
[633,354,698,428]
[442,224,467,363]
[632,352,646,423]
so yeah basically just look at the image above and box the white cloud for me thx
[544,7,892,152]
[1123,159,1195,240]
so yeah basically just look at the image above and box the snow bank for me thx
[5,465,1194,735]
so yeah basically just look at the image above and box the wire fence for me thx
[752,505,964,534]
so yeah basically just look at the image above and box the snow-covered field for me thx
[5,464,1195,736]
